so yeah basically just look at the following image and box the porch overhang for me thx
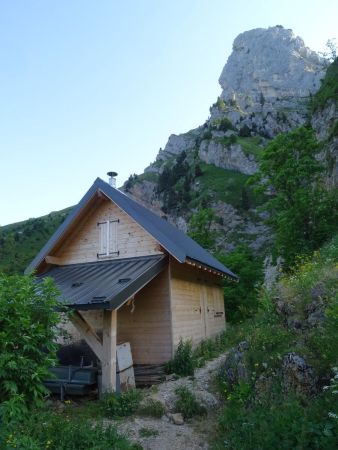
[37,254,168,310]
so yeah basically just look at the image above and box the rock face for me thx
[212,26,325,137]
[282,353,318,396]
[198,140,258,175]
[311,100,338,187]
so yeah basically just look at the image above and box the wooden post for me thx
[101,309,117,393]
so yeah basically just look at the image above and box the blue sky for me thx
[0,0,337,225]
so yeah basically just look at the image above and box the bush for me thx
[102,389,143,418]
[166,339,195,376]
[215,388,338,450]
[175,386,207,419]
[239,124,251,137]
[0,274,62,422]
[0,410,139,450]
[218,117,235,132]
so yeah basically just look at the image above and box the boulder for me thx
[282,353,317,396]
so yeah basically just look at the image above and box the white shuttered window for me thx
[97,219,119,257]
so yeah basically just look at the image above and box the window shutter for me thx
[99,221,108,255]
[109,220,118,254]
[97,219,119,257]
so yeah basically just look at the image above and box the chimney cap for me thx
[107,171,118,177]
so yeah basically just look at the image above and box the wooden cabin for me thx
[26,176,237,392]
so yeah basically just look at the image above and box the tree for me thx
[0,274,62,422]
[217,245,264,323]
[250,127,338,268]
[188,209,218,252]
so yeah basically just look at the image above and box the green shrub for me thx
[310,58,338,112]
[0,410,138,450]
[218,117,235,132]
[0,274,62,422]
[193,338,220,367]
[102,389,143,418]
[166,339,195,376]
[175,386,207,419]
[138,399,165,418]
[214,387,338,450]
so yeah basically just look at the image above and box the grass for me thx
[102,389,143,418]
[236,136,264,158]
[212,235,338,449]
[138,399,165,418]
[0,409,140,450]
[0,207,72,275]
[175,386,207,420]
[197,162,265,210]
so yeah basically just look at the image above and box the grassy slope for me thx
[213,235,338,449]
[0,207,72,274]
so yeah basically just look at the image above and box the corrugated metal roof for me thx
[26,177,238,279]
[37,255,167,310]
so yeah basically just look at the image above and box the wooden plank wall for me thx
[170,261,225,350]
[58,268,172,365]
[55,198,163,265]
[117,267,172,364]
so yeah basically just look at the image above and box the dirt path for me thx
[113,353,228,450]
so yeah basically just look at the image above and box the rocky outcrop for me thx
[311,100,338,187]
[282,353,318,396]
[217,341,249,388]
[211,26,325,137]
[156,129,201,161]
[198,140,258,175]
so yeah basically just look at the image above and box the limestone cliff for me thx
[124,26,331,255]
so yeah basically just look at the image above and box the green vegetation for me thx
[0,274,62,423]
[166,339,195,376]
[102,389,143,418]
[188,208,218,252]
[218,245,264,322]
[125,172,159,192]
[251,126,338,268]
[310,57,338,112]
[138,399,165,418]
[198,162,264,210]
[236,136,263,157]
[213,236,338,450]
[0,410,139,450]
[0,208,71,275]
[174,386,207,419]
[156,150,192,214]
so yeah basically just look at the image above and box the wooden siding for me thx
[170,261,225,350]
[58,268,172,365]
[54,198,163,265]
[117,267,172,364]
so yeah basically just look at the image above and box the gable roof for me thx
[25,177,237,279]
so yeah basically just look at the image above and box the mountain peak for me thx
[211,26,325,136]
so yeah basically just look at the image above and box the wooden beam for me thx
[45,255,61,265]
[102,310,117,393]
[69,311,104,361]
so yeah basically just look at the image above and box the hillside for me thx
[0,208,71,274]
[0,25,337,275]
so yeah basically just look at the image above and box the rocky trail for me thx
[112,353,228,450]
